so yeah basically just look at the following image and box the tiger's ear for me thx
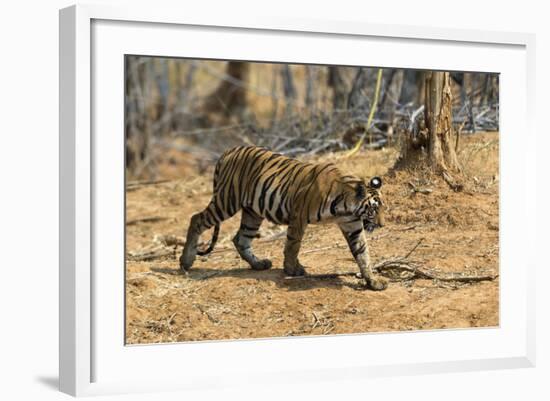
[355,182,367,199]
[369,176,382,189]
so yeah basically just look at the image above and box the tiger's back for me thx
[212,146,347,226]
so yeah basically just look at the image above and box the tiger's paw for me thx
[251,259,273,271]
[283,262,306,277]
[179,246,196,272]
[366,276,388,291]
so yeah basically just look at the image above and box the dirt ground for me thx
[125,132,499,344]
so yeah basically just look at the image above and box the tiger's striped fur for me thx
[179,145,387,290]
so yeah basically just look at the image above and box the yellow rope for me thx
[346,68,383,158]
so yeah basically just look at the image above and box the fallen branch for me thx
[127,248,174,262]
[372,259,497,282]
[154,234,185,247]
[127,179,172,188]
[126,216,170,226]
[441,170,464,192]
[283,262,498,284]
[407,181,433,195]
[284,271,358,281]
[408,105,425,132]
[283,238,498,284]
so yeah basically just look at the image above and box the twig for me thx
[194,304,219,324]
[127,249,173,261]
[402,238,424,259]
[409,105,425,132]
[285,272,358,281]
[302,244,346,255]
[126,216,170,226]
[395,225,419,232]
[154,234,186,247]
[455,118,466,152]
[407,181,433,195]
[311,312,321,330]
[323,325,335,335]
[126,179,172,188]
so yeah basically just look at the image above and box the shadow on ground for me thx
[150,266,365,291]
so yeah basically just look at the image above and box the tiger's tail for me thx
[196,224,220,256]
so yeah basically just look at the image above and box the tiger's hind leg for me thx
[233,209,272,270]
[180,197,231,271]
[179,213,205,271]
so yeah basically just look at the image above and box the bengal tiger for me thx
[179,145,387,290]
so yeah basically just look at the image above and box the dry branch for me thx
[128,248,174,262]
[402,237,424,259]
[126,216,170,226]
[154,234,186,247]
[127,179,172,188]
[283,261,497,284]
[284,272,359,281]
[407,181,433,195]
[372,259,497,282]
[284,238,497,285]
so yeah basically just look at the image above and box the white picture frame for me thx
[59,4,536,397]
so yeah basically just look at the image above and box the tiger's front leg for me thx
[283,219,307,276]
[339,220,388,291]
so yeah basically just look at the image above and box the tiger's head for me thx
[354,176,385,233]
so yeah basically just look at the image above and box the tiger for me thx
[179,145,387,290]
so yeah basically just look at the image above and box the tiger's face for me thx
[354,177,384,233]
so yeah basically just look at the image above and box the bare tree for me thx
[399,70,419,106]
[397,71,463,190]
[327,66,348,110]
[202,61,249,120]
[347,67,367,109]
[304,65,316,108]
[176,61,196,111]
[462,73,476,132]
[281,65,296,115]
[125,56,155,178]
[415,70,426,106]
[380,69,404,139]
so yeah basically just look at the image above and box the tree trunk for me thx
[304,65,316,108]
[399,70,418,106]
[463,72,476,132]
[281,65,296,116]
[396,71,463,191]
[327,66,348,110]
[202,61,249,120]
[381,69,404,141]
[269,65,279,124]
[425,71,461,168]
[125,56,155,179]
[177,61,196,112]
[414,70,426,106]
[347,67,366,109]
